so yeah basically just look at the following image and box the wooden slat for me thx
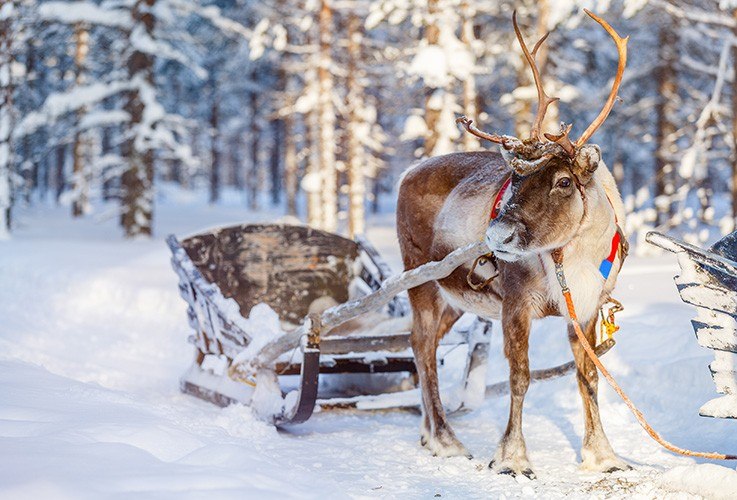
[677,282,737,315]
[647,231,737,279]
[710,367,737,395]
[692,320,737,353]
[320,333,411,354]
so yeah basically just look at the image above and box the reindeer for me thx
[397,10,630,478]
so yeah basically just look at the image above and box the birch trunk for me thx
[423,0,442,156]
[460,2,480,151]
[305,97,322,228]
[318,0,337,232]
[72,24,89,217]
[346,13,365,238]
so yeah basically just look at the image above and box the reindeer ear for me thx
[573,144,601,184]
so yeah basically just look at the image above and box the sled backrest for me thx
[180,224,360,325]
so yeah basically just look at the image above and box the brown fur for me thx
[397,150,628,475]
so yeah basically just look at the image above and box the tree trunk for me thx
[318,0,337,232]
[23,39,36,204]
[346,13,365,237]
[460,1,480,151]
[55,144,66,203]
[423,0,442,156]
[121,0,156,238]
[0,2,15,238]
[209,83,220,204]
[284,113,298,216]
[305,97,322,227]
[170,75,183,187]
[248,91,260,210]
[655,21,678,228]
[101,98,115,201]
[72,23,90,217]
[270,118,282,206]
[227,135,241,189]
[732,10,737,228]
[40,131,50,199]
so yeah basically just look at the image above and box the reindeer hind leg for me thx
[408,283,468,458]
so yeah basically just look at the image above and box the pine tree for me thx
[120,0,156,238]
[0,0,20,239]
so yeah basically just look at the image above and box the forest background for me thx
[1,0,736,250]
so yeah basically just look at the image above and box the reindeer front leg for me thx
[490,306,535,479]
[568,320,630,472]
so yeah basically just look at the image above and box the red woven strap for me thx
[490,177,512,220]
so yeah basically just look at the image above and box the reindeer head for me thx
[461,10,627,262]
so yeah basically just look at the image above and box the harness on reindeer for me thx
[459,8,736,462]
[464,168,628,342]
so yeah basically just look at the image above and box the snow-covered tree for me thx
[0,0,18,239]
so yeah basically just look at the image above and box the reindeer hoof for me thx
[494,467,536,480]
[421,432,470,458]
[580,451,631,473]
[497,466,514,476]
[490,461,537,480]
[604,464,632,473]
[489,459,537,479]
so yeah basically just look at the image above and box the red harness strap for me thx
[599,197,622,279]
[488,176,621,280]
[490,177,512,220]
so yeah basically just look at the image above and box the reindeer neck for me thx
[567,180,617,263]
[541,178,618,322]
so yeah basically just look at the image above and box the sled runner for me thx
[647,230,737,419]
[167,224,491,425]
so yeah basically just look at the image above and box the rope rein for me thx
[550,249,737,461]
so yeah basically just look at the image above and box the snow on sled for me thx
[167,223,491,425]
[647,230,737,419]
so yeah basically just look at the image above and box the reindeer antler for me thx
[457,10,627,169]
[456,116,505,144]
[545,123,575,156]
[575,9,628,147]
[512,11,559,142]
[456,116,522,150]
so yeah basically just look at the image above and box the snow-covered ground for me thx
[2,195,737,499]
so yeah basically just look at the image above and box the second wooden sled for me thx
[647,230,737,419]
[168,223,492,426]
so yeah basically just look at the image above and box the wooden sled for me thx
[647,230,737,419]
[167,224,492,425]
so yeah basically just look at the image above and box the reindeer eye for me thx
[557,177,572,189]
